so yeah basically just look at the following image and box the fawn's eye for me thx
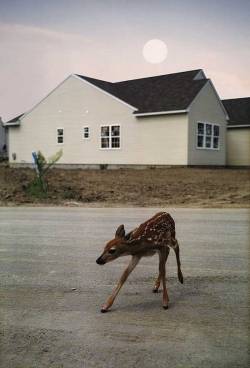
[109,248,116,254]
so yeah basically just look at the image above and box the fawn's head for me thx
[96,224,130,265]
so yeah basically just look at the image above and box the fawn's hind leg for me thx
[159,247,170,309]
[172,239,184,284]
[153,247,170,295]
[152,273,161,293]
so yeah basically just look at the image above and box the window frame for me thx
[100,124,121,150]
[83,126,90,140]
[196,122,220,151]
[57,127,64,145]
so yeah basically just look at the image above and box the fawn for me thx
[96,211,184,312]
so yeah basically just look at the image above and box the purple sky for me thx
[0,0,250,120]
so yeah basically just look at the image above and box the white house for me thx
[4,69,229,167]
[222,98,250,166]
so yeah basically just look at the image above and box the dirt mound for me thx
[0,163,249,207]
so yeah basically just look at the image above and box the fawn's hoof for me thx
[178,272,184,284]
[152,288,159,293]
[163,305,169,310]
[101,305,109,313]
[101,308,108,313]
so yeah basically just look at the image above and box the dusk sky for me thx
[0,0,250,120]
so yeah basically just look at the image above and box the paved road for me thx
[0,208,249,368]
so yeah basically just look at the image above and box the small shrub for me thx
[28,149,63,198]
[26,178,48,199]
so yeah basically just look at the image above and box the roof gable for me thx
[5,69,211,125]
[76,69,208,115]
[74,74,137,110]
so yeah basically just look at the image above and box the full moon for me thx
[143,39,168,64]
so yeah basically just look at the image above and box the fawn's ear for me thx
[115,224,125,239]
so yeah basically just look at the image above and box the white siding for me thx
[136,114,188,165]
[8,75,188,166]
[227,128,250,166]
[187,81,227,165]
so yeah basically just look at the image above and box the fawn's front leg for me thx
[101,255,141,313]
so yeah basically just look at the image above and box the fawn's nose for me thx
[96,257,105,265]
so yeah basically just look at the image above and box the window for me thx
[101,125,120,149]
[83,127,89,139]
[197,122,220,150]
[57,128,64,144]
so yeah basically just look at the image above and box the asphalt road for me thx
[0,207,249,368]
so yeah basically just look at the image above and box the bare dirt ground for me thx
[0,163,249,207]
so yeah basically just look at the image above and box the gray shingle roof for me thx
[76,69,208,114]
[222,98,250,126]
[4,113,23,125]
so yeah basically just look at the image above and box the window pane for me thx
[84,127,89,138]
[206,136,212,148]
[101,137,109,148]
[111,125,120,136]
[214,125,219,136]
[197,123,204,135]
[57,128,63,144]
[197,135,203,147]
[111,137,120,148]
[101,126,109,137]
[213,137,219,149]
[206,124,212,136]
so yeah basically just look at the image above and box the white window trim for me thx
[100,124,121,150]
[196,122,220,151]
[83,126,90,140]
[57,127,64,145]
